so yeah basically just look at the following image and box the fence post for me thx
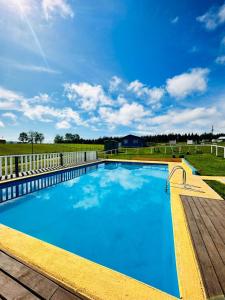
[216,146,218,156]
[96,151,98,160]
[84,152,87,162]
[211,145,213,154]
[15,156,19,177]
[60,153,63,166]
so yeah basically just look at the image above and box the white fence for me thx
[98,144,225,158]
[211,145,225,158]
[0,151,97,180]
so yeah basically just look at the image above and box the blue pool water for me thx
[0,162,179,297]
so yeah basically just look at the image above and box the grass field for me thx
[1,143,224,176]
[99,146,225,176]
[185,154,225,176]
[205,180,225,199]
[0,143,104,155]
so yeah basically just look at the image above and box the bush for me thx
[179,154,184,158]
[186,151,190,155]
[172,154,176,158]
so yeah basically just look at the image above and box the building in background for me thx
[217,136,225,143]
[121,134,145,147]
[0,138,6,144]
[169,140,176,145]
[187,140,196,145]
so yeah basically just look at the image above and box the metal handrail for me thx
[165,165,186,191]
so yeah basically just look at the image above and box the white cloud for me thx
[127,80,144,96]
[145,87,165,103]
[151,107,216,125]
[128,80,165,104]
[166,68,209,99]
[14,63,60,74]
[31,93,52,103]
[215,55,225,65]
[137,103,225,134]
[2,112,17,122]
[109,76,122,92]
[0,86,23,102]
[42,0,74,20]
[64,82,112,111]
[56,120,71,129]
[0,86,24,110]
[22,103,86,127]
[197,3,225,30]
[171,16,179,24]
[0,86,85,129]
[0,121,5,127]
[99,102,148,126]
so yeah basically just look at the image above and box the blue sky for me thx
[0,0,225,141]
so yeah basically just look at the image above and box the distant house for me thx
[201,139,210,144]
[121,134,145,147]
[187,140,195,145]
[169,140,176,145]
[0,138,6,144]
[217,136,225,142]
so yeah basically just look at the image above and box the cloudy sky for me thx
[0,0,225,141]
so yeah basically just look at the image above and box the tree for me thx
[64,133,80,143]
[73,134,80,142]
[65,133,74,143]
[37,133,44,144]
[54,134,64,143]
[27,131,36,143]
[18,132,28,143]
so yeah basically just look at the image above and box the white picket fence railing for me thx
[0,151,97,180]
[98,144,225,158]
[0,164,99,203]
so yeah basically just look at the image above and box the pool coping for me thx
[0,159,223,300]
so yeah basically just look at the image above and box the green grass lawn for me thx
[185,154,225,176]
[0,143,104,155]
[99,146,225,176]
[205,180,225,199]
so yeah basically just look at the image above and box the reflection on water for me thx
[0,162,179,297]
[0,164,98,203]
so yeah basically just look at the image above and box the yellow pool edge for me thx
[0,159,222,299]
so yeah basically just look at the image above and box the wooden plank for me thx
[207,199,225,221]
[0,270,39,300]
[199,198,225,244]
[194,198,225,264]
[181,196,223,298]
[0,251,58,299]
[188,197,225,295]
[51,287,81,300]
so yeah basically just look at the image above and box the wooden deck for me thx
[181,195,225,300]
[0,251,84,300]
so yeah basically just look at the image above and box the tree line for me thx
[54,132,224,144]
[19,131,44,144]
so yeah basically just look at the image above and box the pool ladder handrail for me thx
[165,165,186,192]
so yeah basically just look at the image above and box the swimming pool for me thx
[0,162,179,297]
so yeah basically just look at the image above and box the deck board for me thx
[0,251,84,300]
[181,195,225,299]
